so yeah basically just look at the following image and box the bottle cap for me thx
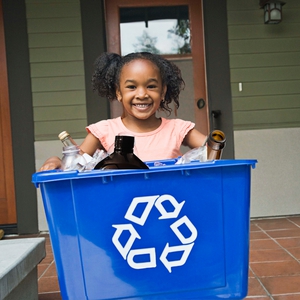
[114,135,134,152]
[58,131,69,141]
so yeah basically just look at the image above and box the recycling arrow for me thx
[170,215,198,244]
[125,195,159,225]
[160,243,195,273]
[127,247,156,269]
[112,224,141,259]
[155,194,185,219]
[112,194,197,272]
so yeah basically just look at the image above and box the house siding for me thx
[25,0,87,141]
[227,0,300,130]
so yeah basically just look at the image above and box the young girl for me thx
[39,52,207,171]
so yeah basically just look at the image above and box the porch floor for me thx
[3,216,300,299]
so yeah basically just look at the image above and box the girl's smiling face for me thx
[116,59,166,121]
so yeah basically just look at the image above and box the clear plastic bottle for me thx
[207,130,226,160]
[61,146,86,171]
[94,135,149,170]
[58,131,87,171]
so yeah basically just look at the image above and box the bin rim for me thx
[32,159,257,187]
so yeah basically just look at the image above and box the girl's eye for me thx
[126,85,136,90]
[148,85,157,89]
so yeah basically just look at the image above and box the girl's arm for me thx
[183,128,207,149]
[38,133,103,171]
[79,132,103,155]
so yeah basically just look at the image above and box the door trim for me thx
[2,0,38,233]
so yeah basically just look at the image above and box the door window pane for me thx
[120,6,191,56]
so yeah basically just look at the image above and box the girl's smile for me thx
[133,103,152,110]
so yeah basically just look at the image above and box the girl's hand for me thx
[38,133,102,172]
[39,156,62,171]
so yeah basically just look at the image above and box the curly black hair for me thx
[92,52,185,114]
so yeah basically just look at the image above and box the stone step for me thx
[0,238,46,300]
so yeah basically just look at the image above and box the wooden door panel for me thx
[0,0,17,225]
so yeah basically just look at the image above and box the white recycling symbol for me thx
[112,194,197,273]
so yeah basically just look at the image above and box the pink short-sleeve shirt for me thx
[86,117,195,161]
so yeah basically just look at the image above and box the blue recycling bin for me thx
[32,159,257,300]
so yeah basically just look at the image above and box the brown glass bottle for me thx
[207,130,226,160]
[94,135,149,170]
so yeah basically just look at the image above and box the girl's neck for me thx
[121,115,162,133]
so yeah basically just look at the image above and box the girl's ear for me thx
[116,89,122,102]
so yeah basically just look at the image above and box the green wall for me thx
[26,0,87,140]
[227,0,300,130]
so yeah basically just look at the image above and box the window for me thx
[120,6,191,56]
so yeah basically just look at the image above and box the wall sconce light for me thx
[259,0,286,24]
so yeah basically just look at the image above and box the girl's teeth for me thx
[135,104,148,108]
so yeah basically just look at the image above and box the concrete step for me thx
[0,237,46,300]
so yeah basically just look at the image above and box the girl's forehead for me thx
[118,59,163,85]
[122,59,159,73]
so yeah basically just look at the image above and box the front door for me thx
[105,0,209,137]
[0,0,17,226]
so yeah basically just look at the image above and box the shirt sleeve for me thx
[174,119,195,144]
[86,120,112,152]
